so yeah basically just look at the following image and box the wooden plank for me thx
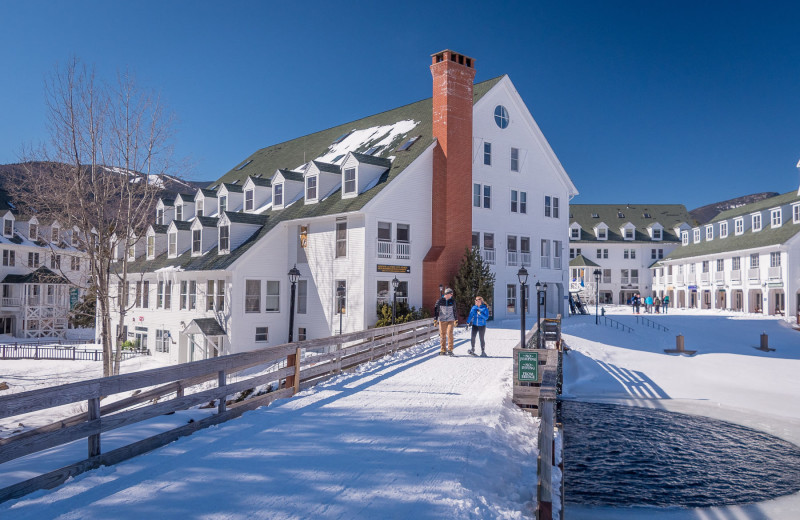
[87,398,100,458]
[538,399,555,519]
[217,370,226,414]
[293,347,301,395]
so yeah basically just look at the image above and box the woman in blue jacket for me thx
[467,296,489,357]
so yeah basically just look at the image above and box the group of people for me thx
[630,293,670,314]
[433,288,489,357]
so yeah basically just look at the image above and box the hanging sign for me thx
[517,350,539,382]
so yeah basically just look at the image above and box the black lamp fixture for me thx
[535,281,542,348]
[439,284,444,297]
[517,267,528,348]
[391,276,400,325]
[542,282,548,321]
[287,265,301,342]
[593,268,602,325]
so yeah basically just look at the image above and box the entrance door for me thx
[774,292,785,315]
[134,327,148,350]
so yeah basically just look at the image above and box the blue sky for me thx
[1,0,798,210]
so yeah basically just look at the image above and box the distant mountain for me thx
[689,192,781,224]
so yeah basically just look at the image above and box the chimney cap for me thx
[431,49,474,68]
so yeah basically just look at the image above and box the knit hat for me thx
[444,288,453,295]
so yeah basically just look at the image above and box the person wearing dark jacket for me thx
[434,288,459,356]
[467,296,489,357]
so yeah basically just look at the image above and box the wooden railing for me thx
[0,344,147,362]
[0,319,437,504]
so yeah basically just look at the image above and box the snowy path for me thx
[1,327,539,520]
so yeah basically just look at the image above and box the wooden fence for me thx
[1,344,147,362]
[0,319,437,504]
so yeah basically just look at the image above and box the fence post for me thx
[177,380,184,398]
[293,347,302,395]
[217,370,226,414]
[87,397,101,458]
[34,345,38,360]
[537,399,554,520]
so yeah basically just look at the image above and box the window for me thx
[472,232,479,248]
[494,105,509,129]
[378,221,391,241]
[180,281,188,310]
[3,219,12,237]
[540,239,551,268]
[189,281,196,310]
[735,218,744,235]
[168,232,177,256]
[473,183,491,209]
[176,205,183,221]
[483,142,492,165]
[483,185,491,209]
[196,200,204,217]
[219,225,230,252]
[298,328,307,341]
[507,235,518,253]
[510,147,519,172]
[142,281,149,308]
[621,269,629,284]
[750,254,759,268]
[164,281,172,309]
[157,208,164,225]
[473,184,481,207]
[693,229,701,243]
[28,252,40,268]
[377,280,389,307]
[206,280,215,311]
[705,226,713,241]
[553,197,559,218]
[631,269,639,284]
[732,257,741,271]
[335,281,347,315]
[625,228,634,240]
[770,252,781,268]
[521,236,531,254]
[265,281,280,312]
[147,235,155,258]
[70,256,80,270]
[570,227,580,239]
[484,233,494,250]
[128,244,136,261]
[255,327,268,342]
[336,220,347,258]
[624,249,636,259]
[520,192,527,214]
[216,279,225,311]
[297,279,307,314]
[50,254,61,269]
[29,223,38,241]
[597,227,607,240]
[752,213,762,232]
[245,189,254,211]
[219,195,228,214]
[545,196,551,217]
[603,269,611,283]
[344,168,356,194]
[245,280,261,312]
[155,330,170,353]
[511,190,518,213]
[2,250,15,266]
[397,223,410,243]
[770,208,781,228]
[569,248,581,259]
[51,227,59,242]
[597,248,608,259]
[794,204,800,224]
[653,228,662,240]
[192,229,201,254]
[719,221,728,238]
[274,184,283,206]
[702,261,709,273]
[682,231,689,246]
[716,259,724,271]
[553,240,562,269]
[306,176,317,200]
[506,284,516,313]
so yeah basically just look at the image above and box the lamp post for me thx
[439,284,444,297]
[542,282,548,321]
[517,267,528,349]
[287,265,300,342]
[593,269,601,325]
[337,283,346,334]
[391,276,399,325]
[535,281,542,349]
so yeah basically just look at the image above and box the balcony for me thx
[376,240,411,261]
[768,266,782,280]
[748,268,760,281]
[377,240,392,259]
[688,273,696,284]
[714,272,725,284]
[730,270,742,284]
[666,275,673,284]
[1,297,21,307]
[396,242,410,260]
[540,256,551,269]
[700,272,710,284]
[481,248,495,265]
[507,251,518,267]
[520,252,531,267]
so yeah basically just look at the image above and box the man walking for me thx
[434,287,459,356]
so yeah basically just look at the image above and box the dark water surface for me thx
[563,401,800,507]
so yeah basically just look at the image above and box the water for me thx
[563,401,800,508]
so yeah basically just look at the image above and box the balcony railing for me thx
[553,257,562,270]
[748,268,760,281]
[376,240,411,260]
[700,272,710,284]
[768,266,782,280]
[1,297,21,307]
[377,240,392,259]
[541,256,550,269]
[666,275,673,284]
[730,270,742,284]
[714,272,725,283]
[520,252,531,267]
[507,251,518,267]
[688,274,696,283]
[396,242,410,260]
[481,248,495,265]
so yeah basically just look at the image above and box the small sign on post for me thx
[518,350,539,382]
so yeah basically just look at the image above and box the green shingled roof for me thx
[124,76,504,274]
[711,189,800,223]
[569,204,694,243]
[569,254,600,267]
[665,220,800,260]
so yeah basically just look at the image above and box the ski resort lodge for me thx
[111,50,579,363]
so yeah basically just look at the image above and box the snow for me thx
[1,308,799,519]
[316,120,419,164]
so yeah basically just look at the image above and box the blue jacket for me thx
[467,304,489,327]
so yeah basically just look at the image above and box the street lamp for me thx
[287,265,300,342]
[517,267,528,349]
[337,283,346,334]
[535,281,542,348]
[439,284,444,297]
[542,282,548,321]
[593,269,601,325]
[391,276,400,325]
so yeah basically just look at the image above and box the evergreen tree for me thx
[450,246,495,319]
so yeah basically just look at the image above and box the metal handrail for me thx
[634,315,669,332]
[601,316,633,333]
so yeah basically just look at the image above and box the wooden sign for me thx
[377,264,410,274]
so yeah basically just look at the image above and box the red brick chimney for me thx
[423,50,476,313]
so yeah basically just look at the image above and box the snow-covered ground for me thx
[0,328,541,519]
[561,306,800,519]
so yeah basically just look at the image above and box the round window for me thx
[494,105,509,129]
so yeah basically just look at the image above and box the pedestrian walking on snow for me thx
[467,295,489,357]
[434,288,459,356]
[654,296,661,313]
[663,295,670,314]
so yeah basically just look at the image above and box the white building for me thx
[568,204,693,305]
[652,188,800,317]
[0,198,90,338]
[110,50,578,364]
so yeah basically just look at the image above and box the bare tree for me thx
[10,58,178,376]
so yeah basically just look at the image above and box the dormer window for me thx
[192,229,201,255]
[693,228,701,243]
[274,184,283,206]
[752,213,762,232]
[196,200,204,217]
[596,228,607,240]
[793,203,800,224]
[71,230,79,246]
[51,227,59,242]
[219,195,228,214]
[168,232,177,257]
[770,208,781,228]
[570,227,580,240]
[3,218,12,237]
[682,231,689,246]
[617,211,624,218]
[735,217,744,235]
[652,228,662,240]
[157,208,164,225]
[344,168,356,194]
[244,189,254,211]
[176,204,183,221]
[591,213,599,218]
[147,235,155,259]
[306,176,317,200]
[719,221,728,238]
[128,244,136,261]
[219,225,230,252]
[29,223,38,241]
[624,228,634,240]
[705,225,713,241]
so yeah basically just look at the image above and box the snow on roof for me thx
[316,120,419,164]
